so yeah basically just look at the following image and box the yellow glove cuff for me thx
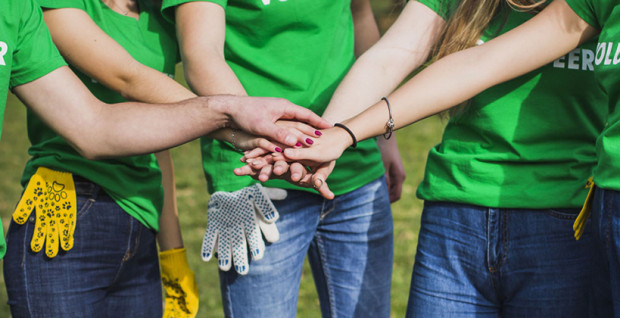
[160,248,199,318]
[574,177,594,240]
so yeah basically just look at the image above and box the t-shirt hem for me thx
[9,59,66,89]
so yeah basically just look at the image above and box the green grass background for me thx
[0,1,446,316]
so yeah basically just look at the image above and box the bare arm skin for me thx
[243,2,446,199]
[246,0,597,197]
[44,7,195,250]
[13,67,329,159]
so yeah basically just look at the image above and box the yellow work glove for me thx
[574,177,594,240]
[12,167,76,258]
[160,248,199,318]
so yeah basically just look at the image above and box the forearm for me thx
[344,3,595,143]
[156,151,184,251]
[322,1,444,123]
[14,68,232,159]
[43,7,196,104]
[321,47,425,123]
[351,0,380,57]
[183,54,246,97]
[116,63,196,103]
[176,1,246,97]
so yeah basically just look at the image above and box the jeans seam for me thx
[500,210,509,268]
[604,190,613,252]
[109,215,135,289]
[315,234,337,317]
[320,198,336,220]
[23,220,33,315]
[486,208,495,273]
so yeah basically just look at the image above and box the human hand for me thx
[377,136,406,202]
[234,158,336,200]
[221,96,331,147]
[217,120,324,153]
[201,184,285,275]
[160,248,199,318]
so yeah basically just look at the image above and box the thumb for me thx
[283,147,324,163]
[312,163,335,200]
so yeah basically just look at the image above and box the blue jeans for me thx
[406,201,595,318]
[4,179,162,318]
[590,188,620,317]
[218,176,393,318]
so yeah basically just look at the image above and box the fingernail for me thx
[315,130,322,136]
[275,147,283,153]
[306,138,314,145]
[295,142,302,147]
[285,136,296,145]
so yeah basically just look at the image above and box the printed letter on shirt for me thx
[0,41,7,66]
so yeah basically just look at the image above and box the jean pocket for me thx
[75,195,96,219]
[543,208,581,220]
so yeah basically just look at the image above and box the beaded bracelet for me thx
[381,97,394,139]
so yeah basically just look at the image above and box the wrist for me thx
[331,126,355,154]
[334,123,357,148]
[206,95,238,129]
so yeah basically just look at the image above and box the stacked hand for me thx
[233,119,406,203]
[234,125,358,199]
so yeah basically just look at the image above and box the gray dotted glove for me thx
[201,184,286,275]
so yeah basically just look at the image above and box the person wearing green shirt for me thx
[0,0,331,316]
[4,0,200,316]
[241,0,614,316]
[161,0,405,316]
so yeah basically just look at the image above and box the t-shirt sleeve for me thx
[415,0,459,21]
[565,0,600,29]
[161,0,227,23]
[10,0,66,88]
[37,0,86,10]
[38,0,86,10]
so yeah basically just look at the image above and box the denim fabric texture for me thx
[4,179,162,318]
[406,201,595,318]
[218,176,393,318]
[590,188,620,317]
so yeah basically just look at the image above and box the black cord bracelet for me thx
[334,123,358,148]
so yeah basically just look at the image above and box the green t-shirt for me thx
[566,0,620,192]
[162,0,385,195]
[23,0,180,231]
[0,0,67,258]
[416,0,607,208]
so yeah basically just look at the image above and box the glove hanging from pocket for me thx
[12,167,77,258]
[201,184,284,275]
[573,177,594,240]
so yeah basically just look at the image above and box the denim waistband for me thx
[72,175,102,197]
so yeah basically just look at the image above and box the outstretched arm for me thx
[247,2,445,197]
[283,0,597,180]
[324,1,445,201]
[43,6,195,253]
[14,67,328,159]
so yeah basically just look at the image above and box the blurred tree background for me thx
[0,1,446,316]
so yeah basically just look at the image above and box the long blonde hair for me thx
[432,0,547,115]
